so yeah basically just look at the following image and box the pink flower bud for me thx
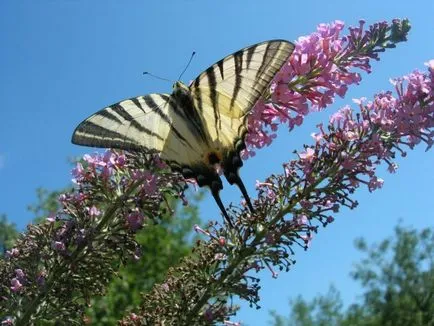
[10,278,22,292]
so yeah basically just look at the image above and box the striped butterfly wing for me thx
[71,40,295,227]
[189,40,295,149]
[71,94,206,167]
[72,40,295,169]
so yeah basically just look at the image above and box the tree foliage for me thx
[0,214,18,257]
[27,187,65,223]
[270,224,434,326]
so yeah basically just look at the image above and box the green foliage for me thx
[270,224,434,326]
[85,191,202,325]
[27,187,64,223]
[0,188,64,257]
[0,214,18,257]
[270,286,344,326]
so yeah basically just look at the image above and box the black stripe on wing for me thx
[72,120,140,149]
[98,110,123,124]
[204,66,221,133]
[189,40,294,131]
[110,103,165,141]
[255,42,281,83]
[72,94,172,151]
[230,49,244,110]
[246,45,256,70]
[143,94,206,151]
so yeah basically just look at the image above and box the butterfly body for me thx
[72,40,295,227]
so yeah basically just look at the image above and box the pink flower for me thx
[126,211,145,231]
[255,181,273,189]
[214,253,226,261]
[330,106,351,127]
[103,150,116,166]
[52,241,66,252]
[294,214,308,226]
[116,154,126,167]
[143,171,158,195]
[311,131,323,143]
[101,166,113,179]
[203,308,214,322]
[300,233,313,247]
[46,212,56,223]
[73,192,86,203]
[368,176,384,192]
[425,59,434,72]
[388,162,398,173]
[194,224,210,237]
[152,156,167,169]
[243,19,409,157]
[1,318,13,325]
[58,193,68,203]
[10,278,22,292]
[83,153,103,167]
[71,162,85,183]
[132,170,158,195]
[161,283,170,292]
[299,148,315,163]
[36,271,46,287]
[224,321,241,326]
[15,269,25,279]
[326,216,335,223]
[5,248,19,258]
[300,200,313,209]
[87,205,101,217]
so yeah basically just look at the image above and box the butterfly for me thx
[72,40,295,227]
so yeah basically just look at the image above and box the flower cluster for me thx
[0,151,186,324]
[255,59,434,240]
[120,55,434,325]
[243,19,410,158]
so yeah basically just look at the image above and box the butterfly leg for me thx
[183,167,234,228]
[223,151,255,214]
[210,185,235,229]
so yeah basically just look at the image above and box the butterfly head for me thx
[172,81,189,92]
[172,81,192,104]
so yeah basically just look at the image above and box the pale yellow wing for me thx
[189,40,295,147]
[71,94,206,167]
[72,41,294,170]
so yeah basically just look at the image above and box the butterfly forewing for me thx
[72,93,207,168]
[189,40,294,146]
[72,94,171,151]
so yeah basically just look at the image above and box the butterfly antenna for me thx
[178,51,196,81]
[210,187,234,228]
[142,71,173,83]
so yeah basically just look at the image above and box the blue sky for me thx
[1,1,434,325]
